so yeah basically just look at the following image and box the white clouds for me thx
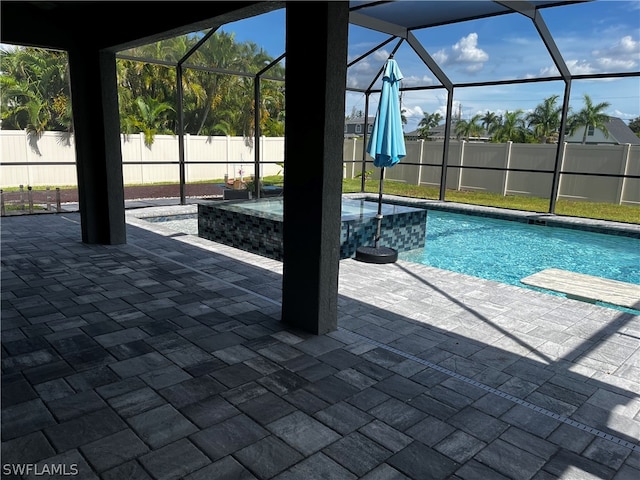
[402,75,435,88]
[539,59,599,76]
[592,35,639,70]
[372,49,390,62]
[530,34,638,78]
[596,57,637,70]
[433,50,448,65]
[401,105,425,120]
[432,33,488,73]
[593,35,638,57]
[346,56,378,88]
[452,33,489,63]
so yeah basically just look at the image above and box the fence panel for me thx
[343,138,367,178]
[560,144,626,203]
[458,142,507,193]
[507,144,556,198]
[418,142,445,189]
[1,130,638,207]
[385,140,423,184]
[621,146,640,205]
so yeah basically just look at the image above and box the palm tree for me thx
[2,36,287,140]
[567,94,611,144]
[492,110,527,143]
[417,111,442,139]
[1,47,72,137]
[527,95,562,143]
[121,97,175,147]
[454,114,482,141]
[480,110,502,140]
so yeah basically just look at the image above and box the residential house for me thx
[565,117,640,145]
[405,121,490,142]
[344,116,374,138]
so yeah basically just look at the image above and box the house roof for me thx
[606,117,640,145]
[345,117,375,125]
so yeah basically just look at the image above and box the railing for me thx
[0,185,62,216]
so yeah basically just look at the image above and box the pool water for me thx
[399,210,640,288]
[217,197,412,219]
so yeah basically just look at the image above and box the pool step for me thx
[521,268,640,310]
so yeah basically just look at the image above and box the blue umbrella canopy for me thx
[366,59,406,168]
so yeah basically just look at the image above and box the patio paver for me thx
[1,206,639,479]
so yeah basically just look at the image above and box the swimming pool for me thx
[398,210,640,289]
[143,204,640,307]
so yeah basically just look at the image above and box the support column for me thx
[282,1,349,334]
[67,48,126,244]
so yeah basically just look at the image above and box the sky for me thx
[219,0,639,134]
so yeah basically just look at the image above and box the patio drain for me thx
[343,329,640,453]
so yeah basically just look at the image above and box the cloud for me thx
[611,109,635,120]
[346,57,378,88]
[432,33,488,73]
[533,59,599,77]
[452,33,489,63]
[401,75,435,88]
[592,35,639,70]
[433,49,448,65]
[401,105,425,120]
[346,49,402,89]
[372,49,390,62]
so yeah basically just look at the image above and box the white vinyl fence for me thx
[2,131,639,205]
[1,131,284,187]
[344,138,640,206]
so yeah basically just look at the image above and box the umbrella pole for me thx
[355,165,398,264]
[375,167,385,248]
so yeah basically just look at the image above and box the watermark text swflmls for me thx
[2,464,79,476]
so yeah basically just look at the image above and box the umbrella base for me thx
[355,246,398,264]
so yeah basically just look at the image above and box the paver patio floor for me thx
[2,204,639,479]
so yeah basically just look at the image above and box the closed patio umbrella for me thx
[356,58,406,264]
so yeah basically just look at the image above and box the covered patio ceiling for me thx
[349,0,587,31]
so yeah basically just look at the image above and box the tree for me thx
[121,97,175,147]
[480,110,498,130]
[480,110,501,140]
[567,94,611,144]
[417,111,442,139]
[527,95,561,143]
[491,110,527,143]
[2,34,286,141]
[1,47,72,139]
[627,116,640,136]
[454,114,482,141]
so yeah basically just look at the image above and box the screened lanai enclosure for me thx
[102,0,639,214]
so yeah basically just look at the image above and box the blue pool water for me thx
[213,197,413,220]
[399,210,640,288]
